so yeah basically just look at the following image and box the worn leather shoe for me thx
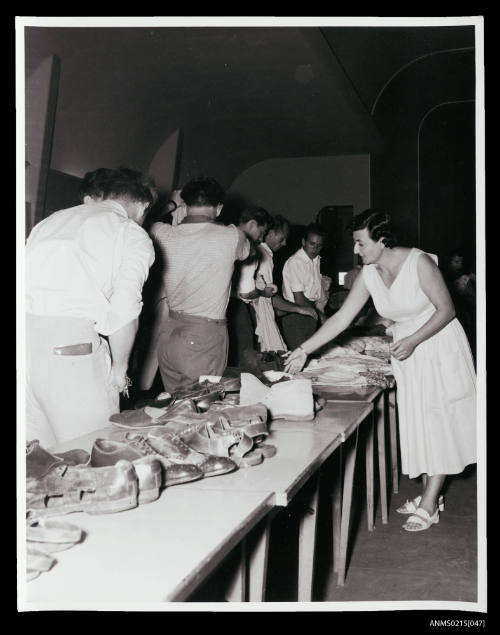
[26,459,139,519]
[204,403,269,443]
[91,439,163,503]
[145,429,237,478]
[91,434,203,488]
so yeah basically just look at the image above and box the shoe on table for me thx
[26,459,139,519]
[109,399,200,430]
[91,435,203,490]
[183,420,256,467]
[27,518,83,552]
[145,429,237,478]
[239,373,315,421]
[204,403,269,443]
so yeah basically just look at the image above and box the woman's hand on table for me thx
[390,336,417,361]
[283,347,308,374]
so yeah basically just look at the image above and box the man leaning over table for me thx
[25,167,157,448]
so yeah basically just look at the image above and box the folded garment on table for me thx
[300,351,393,388]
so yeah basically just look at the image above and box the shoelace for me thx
[126,434,157,456]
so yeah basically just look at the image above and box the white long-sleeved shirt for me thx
[282,247,322,303]
[25,200,155,335]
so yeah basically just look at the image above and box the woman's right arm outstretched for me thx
[284,272,372,373]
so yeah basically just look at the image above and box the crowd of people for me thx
[25,167,477,533]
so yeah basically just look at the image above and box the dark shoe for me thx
[26,460,139,519]
[91,439,163,504]
[145,429,237,478]
[109,399,199,430]
[26,440,90,482]
[91,434,203,488]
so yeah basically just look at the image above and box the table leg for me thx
[365,410,375,531]
[297,469,320,601]
[388,388,399,494]
[376,393,388,525]
[336,429,359,586]
[225,539,247,602]
[247,515,271,602]
[332,447,342,574]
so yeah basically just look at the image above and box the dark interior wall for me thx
[370,48,475,252]
[44,169,82,215]
[419,101,476,267]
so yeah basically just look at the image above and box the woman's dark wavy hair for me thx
[181,177,225,207]
[350,209,398,248]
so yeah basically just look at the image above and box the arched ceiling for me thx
[24,24,475,183]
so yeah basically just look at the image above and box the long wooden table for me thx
[23,399,374,604]
[163,401,374,595]
[24,488,273,606]
[315,384,400,521]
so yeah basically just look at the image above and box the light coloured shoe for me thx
[396,495,444,514]
[402,507,440,532]
[27,518,83,552]
[239,373,315,420]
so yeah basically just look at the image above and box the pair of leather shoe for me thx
[91,430,236,482]
[26,440,140,520]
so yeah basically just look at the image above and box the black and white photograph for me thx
[17,15,486,615]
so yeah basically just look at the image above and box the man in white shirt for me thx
[281,223,328,350]
[248,216,319,352]
[150,178,255,392]
[25,167,156,447]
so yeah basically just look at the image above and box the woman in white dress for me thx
[285,209,476,532]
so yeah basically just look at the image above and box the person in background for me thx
[280,223,327,350]
[285,209,476,533]
[250,215,318,352]
[442,249,476,360]
[150,178,253,391]
[226,206,273,366]
[25,167,157,447]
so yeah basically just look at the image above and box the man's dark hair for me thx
[238,206,273,228]
[81,167,157,207]
[180,177,225,207]
[350,209,398,248]
[304,222,326,241]
[268,214,290,234]
[79,168,113,201]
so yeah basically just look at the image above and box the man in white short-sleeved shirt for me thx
[150,178,256,391]
[25,167,156,447]
[281,223,327,350]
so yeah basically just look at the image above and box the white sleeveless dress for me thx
[362,248,476,478]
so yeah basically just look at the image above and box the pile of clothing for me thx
[299,335,395,389]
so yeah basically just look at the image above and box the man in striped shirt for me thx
[150,177,255,392]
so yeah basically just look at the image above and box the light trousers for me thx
[25,314,119,449]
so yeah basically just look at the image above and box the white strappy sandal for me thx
[402,507,440,532]
[396,494,444,514]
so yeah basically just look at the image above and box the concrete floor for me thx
[189,454,479,605]
[320,464,478,603]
